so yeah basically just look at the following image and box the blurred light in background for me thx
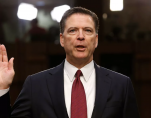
[110,0,123,11]
[51,5,70,22]
[102,13,108,20]
[17,3,38,20]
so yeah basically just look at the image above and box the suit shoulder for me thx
[100,67,131,87]
[28,62,63,80]
[28,67,54,79]
[30,69,50,77]
[97,65,130,80]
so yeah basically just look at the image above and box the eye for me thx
[86,29,92,32]
[68,28,77,34]
[85,29,93,34]
[70,29,75,33]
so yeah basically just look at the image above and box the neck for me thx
[66,57,93,69]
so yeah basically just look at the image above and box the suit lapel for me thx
[91,63,111,118]
[46,61,68,118]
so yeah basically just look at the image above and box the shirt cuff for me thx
[0,88,9,97]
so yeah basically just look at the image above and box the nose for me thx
[77,30,84,41]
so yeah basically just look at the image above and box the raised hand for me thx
[0,45,15,89]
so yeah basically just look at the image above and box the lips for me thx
[76,45,86,51]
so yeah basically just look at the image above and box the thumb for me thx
[8,57,14,70]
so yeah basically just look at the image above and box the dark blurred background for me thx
[0,0,151,117]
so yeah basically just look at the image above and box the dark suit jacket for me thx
[0,61,140,118]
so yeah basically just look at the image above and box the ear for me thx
[95,34,98,48]
[60,33,64,47]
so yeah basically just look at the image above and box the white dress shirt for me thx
[0,59,96,118]
[0,88,9,96]
[64,59,96,118]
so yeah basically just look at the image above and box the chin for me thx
[73,52,91,60]
[74,55,88,60]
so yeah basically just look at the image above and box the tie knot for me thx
[75,70,82,78]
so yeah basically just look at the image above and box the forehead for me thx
[64,13,95,29]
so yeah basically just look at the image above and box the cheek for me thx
[91,36,97,47]
[64,39,74,50]
[67,37,76,45]
[89,37,96,45]
[88,40,97,51]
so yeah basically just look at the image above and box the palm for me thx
[0,45,14,89]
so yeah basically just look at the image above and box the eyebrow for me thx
[68,27,93,30]
[84,27,93,28]
[84,27,93,30]
[68,27,78,29]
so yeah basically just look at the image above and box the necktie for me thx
[71,70,87,118]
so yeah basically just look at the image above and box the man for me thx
[0,7,140,118]
[23,18,47,42]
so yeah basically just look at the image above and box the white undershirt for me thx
[64,59,96,118]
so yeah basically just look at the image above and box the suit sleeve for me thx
[11,76,32,118]
[123,78,140,118]
[0,92,11,118]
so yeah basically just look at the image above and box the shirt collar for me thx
[64,59,94,82]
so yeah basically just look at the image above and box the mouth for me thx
[76,45,86,51]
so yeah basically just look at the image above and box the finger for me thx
[1,45,8,62]
[8,57,14,70]
[0,45,2,62]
